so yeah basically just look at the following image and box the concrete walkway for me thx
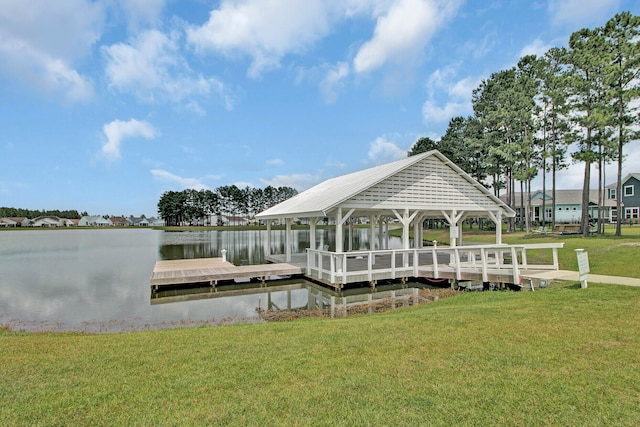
[529,270,640,287]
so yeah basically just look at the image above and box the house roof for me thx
[605,173,640,188]
[81,215,112,224]
[256,150,515,220]
[509,190,618,207]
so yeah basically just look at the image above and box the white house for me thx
[508,189,617,225]
[31,216,65,227]
[78,215,113,226]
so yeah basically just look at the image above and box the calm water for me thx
[0,228,404,333]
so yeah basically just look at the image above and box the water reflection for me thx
[151,278,429,320]
[157,229,311,264]
[0,228,407,333]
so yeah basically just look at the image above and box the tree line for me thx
[0,207,83,219]
[157,185,298,226]
[409,11,640,237]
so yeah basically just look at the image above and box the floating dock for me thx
[150,257,303,290]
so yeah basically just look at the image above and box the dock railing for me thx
[306,243,564,286]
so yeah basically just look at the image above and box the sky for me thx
[2,0,640,217]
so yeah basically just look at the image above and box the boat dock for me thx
[150,243,565,291]
[150,257,303,290]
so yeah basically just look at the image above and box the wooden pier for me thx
[150,257,303,290]
[151,242,564,292]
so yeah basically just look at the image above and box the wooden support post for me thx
[369,215,376,250]
[454,248,461,280]
[432,240,439,278]
[285,218,292,262]
[336,208,343,253]
[310,218,317,251]
[510,246,520,285]
[266,221,272,257]
[480,248,488,283]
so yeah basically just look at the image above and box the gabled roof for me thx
[605,173,640,188]
[509,190,618,207]
[256,150,514,220]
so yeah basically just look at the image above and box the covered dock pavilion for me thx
[256,150,563,288]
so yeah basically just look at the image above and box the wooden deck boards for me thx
[150,258,303,287]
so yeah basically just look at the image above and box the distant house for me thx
[0,217,30,227]
[128,217,149,226]
[110,217,128,227]
[9,217,31,227]
[147,217,165,226]
[506,190,616,224]
[0,218,18,227]
[31,216,65,227]
[78,215,113,226]
[606,173,640,222]
[221,215,249,226]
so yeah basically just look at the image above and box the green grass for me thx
[411,224,640,278]
[2,282,640,426]
[2,225,640,425]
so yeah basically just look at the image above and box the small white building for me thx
[31,216,65,227]
[253,151,563,287]
[78,215,113,226]
[257,150,514,255]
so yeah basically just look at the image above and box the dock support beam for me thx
[265,221,272,258]
[285,218,292,262]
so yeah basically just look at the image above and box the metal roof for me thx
[256,150,515,220]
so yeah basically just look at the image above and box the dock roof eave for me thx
[256,152,432,220]
[256,210,328,221]
[256,150,515,221]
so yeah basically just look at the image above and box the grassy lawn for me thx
[2,281,640,426]
[2,225,640,425]
[411,224,640,279]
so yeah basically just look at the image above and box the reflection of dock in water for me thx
[151,280,306,305]
[150,257,303,290]
[151,277,430,320]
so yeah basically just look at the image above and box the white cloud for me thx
[520,38,553,58]
[422,68,480,126]
[448,75,481,100]
[548,0,621,29]
[266,158,284,167]
[0,0,102,101]
[103,29,231,109]
[422,100,468,125]
[320,62,350,104]
[101,119,159,160]
[368,136,407,164]
[118,0,166,31]
[187,0,336,78]
[187,0,460,80]
[151,169,211,191]
[353,0,461,74]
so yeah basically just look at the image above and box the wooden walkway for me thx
[150,258,303,289]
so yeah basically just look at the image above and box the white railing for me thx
[306,243,564,286]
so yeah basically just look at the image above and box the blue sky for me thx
[2,0,639,216]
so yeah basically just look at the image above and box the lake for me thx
[0,228,408,333]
